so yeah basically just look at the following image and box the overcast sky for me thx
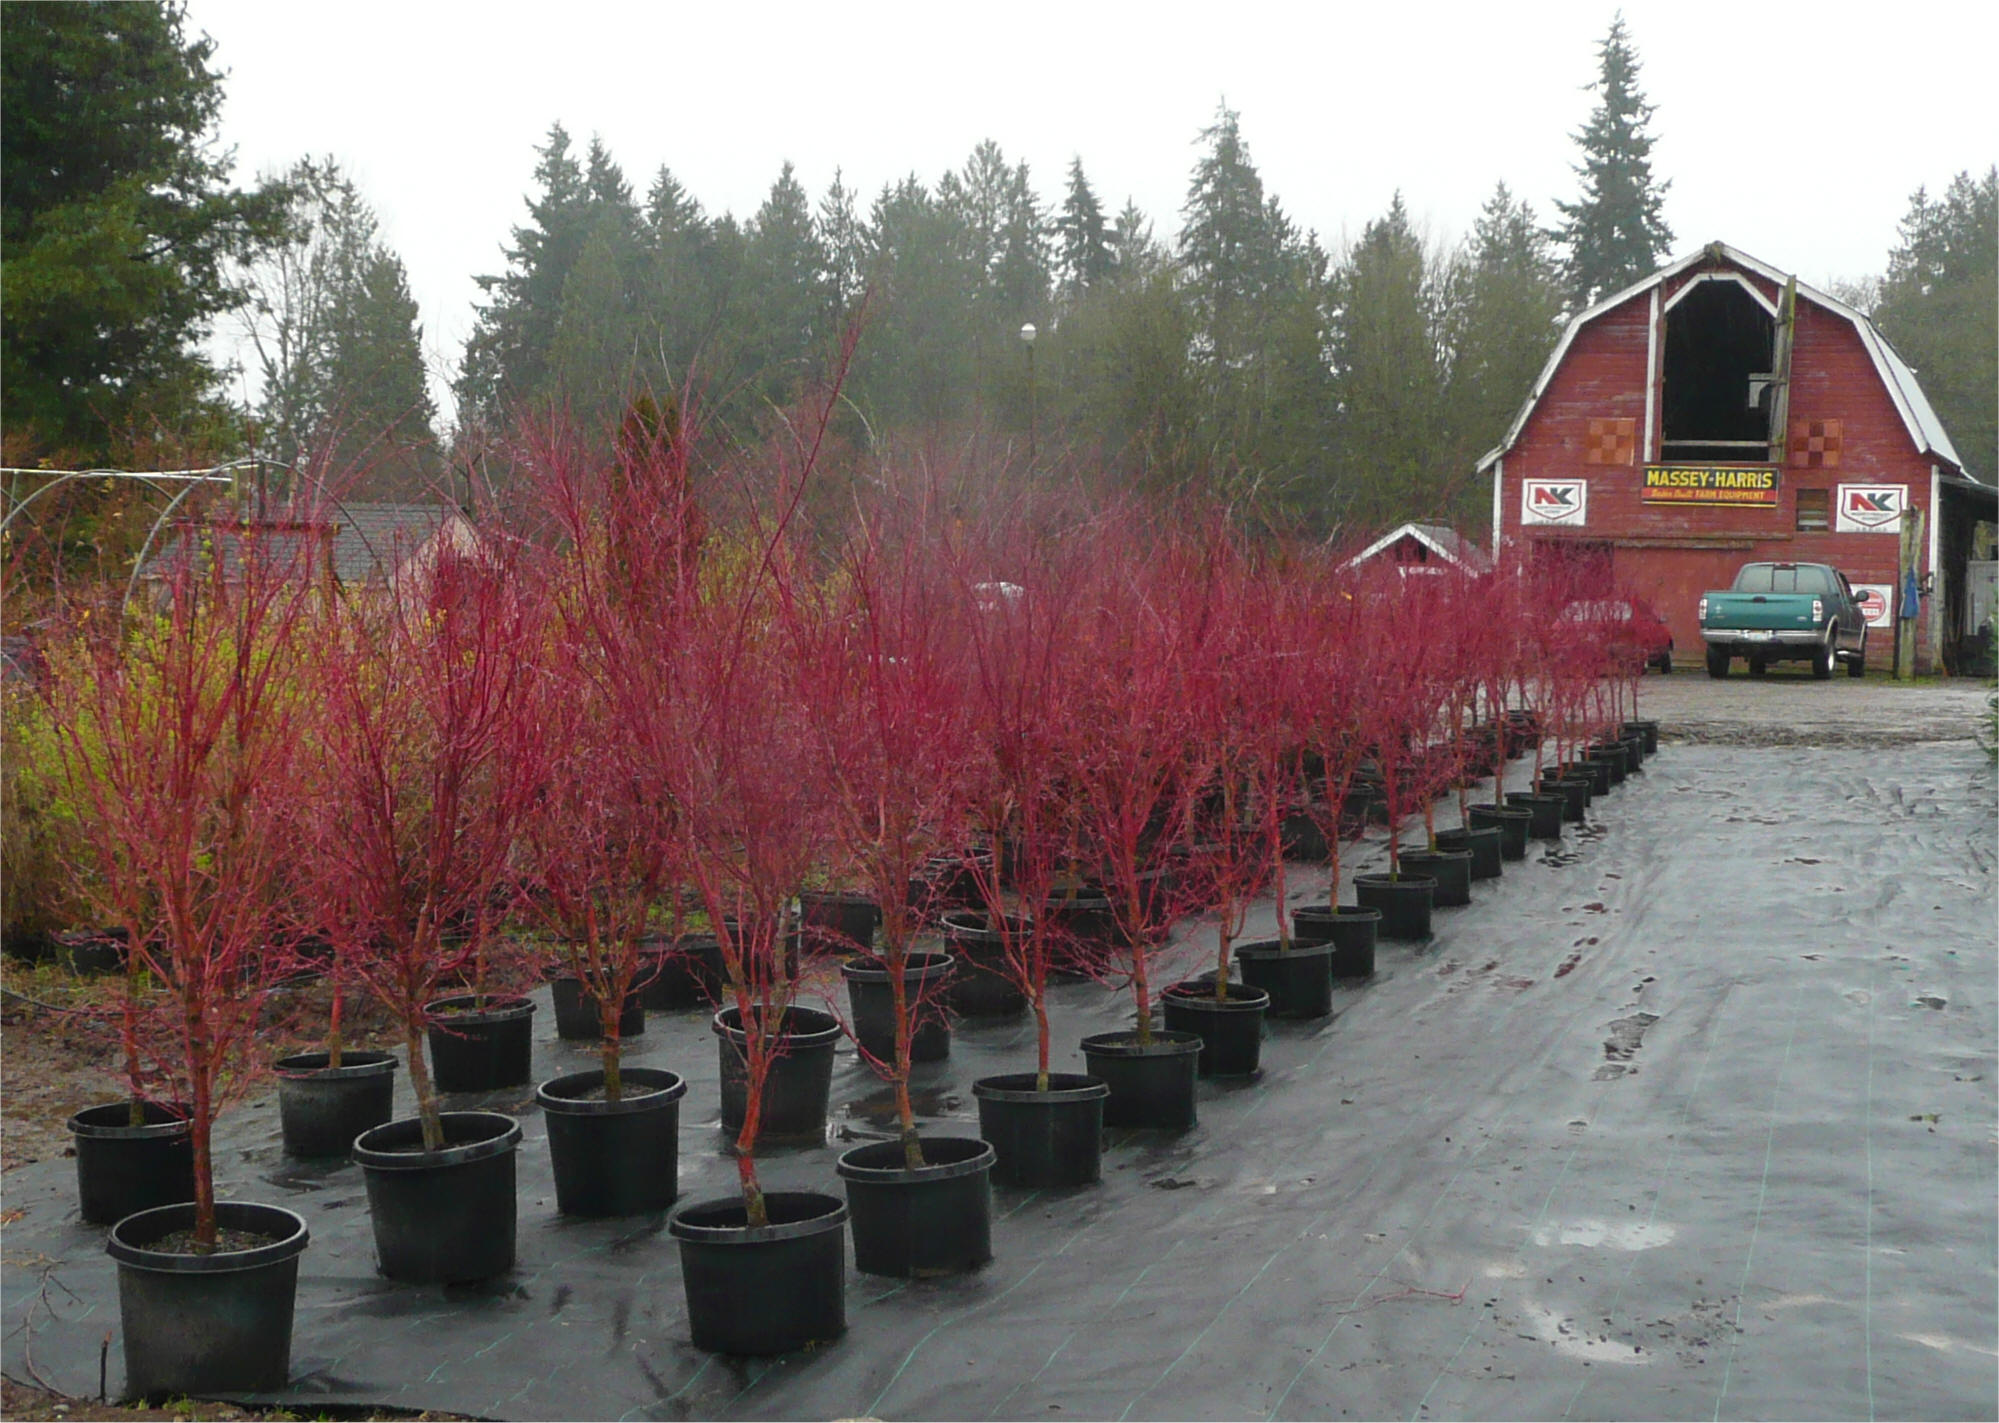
[184,0,1997,426]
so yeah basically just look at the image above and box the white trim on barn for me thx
[1344,521,1494,576]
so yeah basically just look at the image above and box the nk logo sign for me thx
[1522,479,1588,526]
[1834,484,1907,534]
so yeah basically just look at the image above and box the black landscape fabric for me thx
[3,744,1994,1421]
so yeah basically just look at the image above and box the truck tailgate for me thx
[1704,593,1820,632]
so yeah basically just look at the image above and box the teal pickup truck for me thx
[1700,561,1868,680]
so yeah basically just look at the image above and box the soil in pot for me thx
[1232,938,1335,1019]
[536,1067,687,1217]
[836,1136,995,1278]
[841,953,954,1063]
[69,1102,195,1226]
[1504,790,1567,840]
[800,891,880,957]
[1434,826,1503,881]
[1079,1031,1202,1131]
[1161,982,1270,1076]
[972,1073,1109,1189]
[940,912,1029,1016]
[713,1006,841,1142]
[550,977,646,1042]
[1291,904,1380,978]
[641,934,724,1011]
[1352,873,1436,942]
[352,1110,522,1283]
[425,994,535,1093]
[1400,848,1473,908]
[1469,802,1533,860]
[668,1191,847,1356]
[107,1201,309,1399]
[274,1051,397,1158]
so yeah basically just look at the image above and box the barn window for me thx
[1660,278,1776,463]
[1795,488,1829,532]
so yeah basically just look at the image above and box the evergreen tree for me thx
[1109,199,1168,279]
[639,164,723,388]
[818,169,868,323]
[1442,182,1567,474]
[456,124,591,424]
[1552,14,1673,308]
[1328,194,1452,531]
[740,161,831,407]
[851,176,979,429]
[1873,168,1998,481]
[1179,104,1295,363]
[1054,158,1114,298]
[1,0,288,458]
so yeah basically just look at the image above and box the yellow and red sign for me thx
[1641,466,1780,505]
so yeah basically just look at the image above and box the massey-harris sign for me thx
[1641,465,1780,505]
[1834,484,1908,534]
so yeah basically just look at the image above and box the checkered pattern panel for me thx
[1583,418,1636,466]
[1787,418,1842,468]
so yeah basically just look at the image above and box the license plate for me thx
[1743,630,1773,641]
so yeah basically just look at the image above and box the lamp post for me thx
[1019,322,1038,465]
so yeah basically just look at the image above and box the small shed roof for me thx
[139,502,467,586]
[1343,522,1493,575]
[1475,241,1967,476]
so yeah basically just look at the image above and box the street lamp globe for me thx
[1019,322,1037,345]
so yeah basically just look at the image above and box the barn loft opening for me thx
[1660,279,1776,464]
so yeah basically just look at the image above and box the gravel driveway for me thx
[1631,670,1993,747]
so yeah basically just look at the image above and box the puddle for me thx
[1603,1011,1660,1061]
[1519,1300,1651,1363]
[1530,1219,1675,1251]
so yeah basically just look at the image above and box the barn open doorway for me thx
[1660,278,1776,464]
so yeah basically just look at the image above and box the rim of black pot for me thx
[1079,1029,1204,1058]
[68,1101,192,1138]
[106,1200,309,1273]
[423,993,535,1023]
[535,1067,686,1116]
[1233,937,1334,959]
[711,1004,843,1046]
[1470,801,1533,817]
[1354,872,1440,889]
[1163,980,1271,1011]
[838,951,954,983]
[942,909,1033,938]
[1403,847,1471,861]
[351,1110,522,1171]
[800,888,878,908]
[1292,903,1382,922]
[641,932,720,953]
[273,1050,397,1081]
[667,1190,848,1244]
[971,1072,1109,1103]
[835,1135,995,1183]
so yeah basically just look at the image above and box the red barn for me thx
[1481,242,1997,673]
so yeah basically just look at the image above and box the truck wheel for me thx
[1847,630,1867,678]
[1657,650,1673,675]
[1813,633,1834,680]
[1706,648,1730,679]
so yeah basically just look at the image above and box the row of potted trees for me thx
[35,415,1659,1393]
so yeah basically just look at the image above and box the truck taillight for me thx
[1698,595,1708,622]
[1812,598,1824,622]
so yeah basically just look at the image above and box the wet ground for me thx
[1632,666,1992,747]
[3,697,1993,1421]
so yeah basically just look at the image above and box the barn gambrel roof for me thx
[1474,241,1968,479]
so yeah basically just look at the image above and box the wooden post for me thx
[1896,505,1927,680]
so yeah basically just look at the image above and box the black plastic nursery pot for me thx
[1080,1030,1203,1131]
[1042,888,1118,978]
[1232,937,1335,1019]
[940,911,1030,1016]
[1290,904,1379,978]
[1571,757,1614,795]
[1280,812,1331,863]
[841,953,954,1063]
[425,994,536,1093]
[68,1102,195,1226]
[668,1191,848,1356]
[1584,746,1627,787]
[1621,732,1648,769]
[836,1136,995,1278]
[1624,718,1660,755]
[713,1006,841,1142]
[273,1051,396,1158]
[800,890,880,956]
[640,934,724,1011]
[1537,775,1592,822]
[1469,802,1534,859]
[1503,790,1567,841]
[1352,872,1436,941]
[352,1111,522,1283]
[550,976,647,1042]
[536,1067,686,1218]
[1400,848,1473,908]
[106,1201,308,1400]
[1162,981,1271,1077]
[971,1073,1110,1188]
[1435,825,1504,881]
